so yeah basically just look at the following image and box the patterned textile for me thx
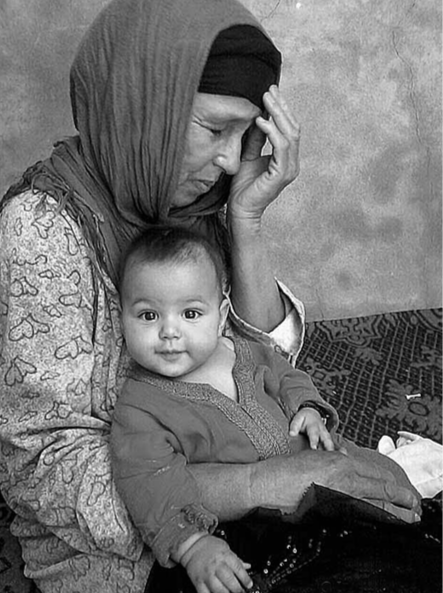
[0,189,303,593]
[0,308,441,592]
[297,308,442,449]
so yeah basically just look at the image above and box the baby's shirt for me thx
[111,334,338,566]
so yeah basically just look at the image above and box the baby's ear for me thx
[218,297,230,335]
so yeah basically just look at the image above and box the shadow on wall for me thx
[1,0,441,321]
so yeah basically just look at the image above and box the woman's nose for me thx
[215,136,242,176]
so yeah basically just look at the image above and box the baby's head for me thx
[119,226,230,379]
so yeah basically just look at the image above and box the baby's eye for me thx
[184,310,201,320]
[140,311,157,322]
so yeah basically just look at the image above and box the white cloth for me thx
[377,431,443,498]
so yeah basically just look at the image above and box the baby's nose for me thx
[159,317,181,339]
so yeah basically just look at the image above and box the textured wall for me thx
[1,0,441,321]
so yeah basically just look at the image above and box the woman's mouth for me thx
[194,179,216,193]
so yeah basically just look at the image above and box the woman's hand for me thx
[249,448,422,524]
[180,534,252,593]
[228,85,300,220]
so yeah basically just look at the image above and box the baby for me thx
[111,226,339,593]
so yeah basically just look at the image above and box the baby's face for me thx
[120,257,228,379]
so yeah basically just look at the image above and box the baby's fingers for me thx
[319,430,335,452]
[307,429,320,450]
[217,557,253,592]
[305,421,331,450]
[288,416,303,437]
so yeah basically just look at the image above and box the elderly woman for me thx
[0,0,420,592]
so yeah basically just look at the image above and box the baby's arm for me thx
[111,385,217,566]
[174,533,252,593]
[111,381,253,591]
[250,339,339,450]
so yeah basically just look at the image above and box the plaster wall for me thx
[1,0,441,321]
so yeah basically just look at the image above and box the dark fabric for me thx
[145,486,442,593]
[198,25,281,109]
[0,0,279,284]
[144,308,443,593]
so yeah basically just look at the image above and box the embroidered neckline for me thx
[129,336,290,459]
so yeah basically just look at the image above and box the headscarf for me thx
[1,0,281,284]
[199,25,281,110]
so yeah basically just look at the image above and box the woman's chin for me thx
[170,187,202,209]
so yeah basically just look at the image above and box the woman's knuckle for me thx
[384,480,397,500]
[281,137,290,150]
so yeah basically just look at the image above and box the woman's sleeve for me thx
[0,193,142,560]
[111,385,218,567]
[228,280,305,366]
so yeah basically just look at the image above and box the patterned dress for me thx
[0,190,305,593]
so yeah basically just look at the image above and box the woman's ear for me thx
[218,297,230,336]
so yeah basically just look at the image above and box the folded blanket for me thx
[378,431,443,498]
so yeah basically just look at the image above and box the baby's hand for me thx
[289,408,335,451]
[180,534,252,593]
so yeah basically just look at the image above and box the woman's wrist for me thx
[226,204,264,232]
[226,207,264,254]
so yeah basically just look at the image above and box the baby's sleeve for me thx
[111,380,218,567]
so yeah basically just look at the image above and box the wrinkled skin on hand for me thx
[228,85,300,220]
[252,434,421,525]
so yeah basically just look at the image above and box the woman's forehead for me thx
[192,92,261,122]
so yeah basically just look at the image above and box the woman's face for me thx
[171,93,261,208]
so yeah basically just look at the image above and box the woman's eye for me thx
[201,123,223,136]
[184,310,201,320]
[141,311,157,321]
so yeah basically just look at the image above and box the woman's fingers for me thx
[258,87,300,184]
[228,86,300,215]
[347,464,420,513]
[364,498,421,524]
[269,85,300,129]
[383,481,421,513]
[241,123,267,162]
[256,115,290,170]
[335,461,420,521]
[265,85,300,139]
